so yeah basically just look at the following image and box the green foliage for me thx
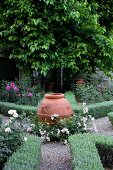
[0,101,37,116]
[72,84,104,104]
[66,88,113,118]
[69,133,113,170]
[64,91,78,107]
[87,101,113,118]
[108,112,113,126]
[3,135,42,170]
[93,0,113,30]
[0,0,113,75]
[71,81,113,104]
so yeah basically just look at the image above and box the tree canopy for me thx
[0,0,113,75]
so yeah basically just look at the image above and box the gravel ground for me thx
[40,142,72,170]
[94,116,113,136]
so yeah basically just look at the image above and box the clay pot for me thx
[37,93,73,124]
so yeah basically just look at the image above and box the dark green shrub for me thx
[69,133,113,170]
[108,112,113,126]
[72,83,104,104]
[3,135,42,170]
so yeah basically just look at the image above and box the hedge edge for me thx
[3,135,42,170]
[0,101,37,116]
[1,92,113,119]
[69,133,113,170]
[108,112,113,126]
[64,92,113,118]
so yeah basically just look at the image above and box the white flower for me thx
[8,110,18,118]
[30,124,35,127]
[77,122,81,127]
[24,137,27,142]
[61,128,69,134]
[8,110,16,115]
[51,131,54,134]
[57,129,61,136]
[83,123,87,129]
[51,114,59,120]
[81,116,87,122]
[91,117,95,121]
[26,127,32,132]
[82,102,86,107]
[63,139,68,145]
[39,129,46,136]
[51,116,54,120]
[5,127,11,133]
[83,106,88,114]
[46,136,50,141]
[13,112,18,118]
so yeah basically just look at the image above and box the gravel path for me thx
[40,142,72,170]
[95,116,113,136]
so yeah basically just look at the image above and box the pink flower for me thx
[18,94,21,97]
[28,93,33,97]
[6,85,11,91]
[27,87,30,91]
[14,86,19,92]
[10,82,15,89]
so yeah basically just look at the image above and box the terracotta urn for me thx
[37,93,73,124]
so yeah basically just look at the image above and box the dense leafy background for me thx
[0,0,113,75]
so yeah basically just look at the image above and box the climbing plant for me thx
[0,0,113,75]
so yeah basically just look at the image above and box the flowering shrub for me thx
[0,109,26,169]
[31,103,95,143]
[0,81,19,103]
[0,80,44,106]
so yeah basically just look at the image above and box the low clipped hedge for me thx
[69,133,113,170]
[108,112,113,126]
[1,91,113,119]
[87,101,113,118]
[0,101,37,116]
[65,92,113,119]
[3,135,42,170]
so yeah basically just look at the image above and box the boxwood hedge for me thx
[69,133,113,170]
[65,92,113,119]
[1,91,113,119]
[108,112,113,126]
[0,101,37,116]
[3,135,42,170]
